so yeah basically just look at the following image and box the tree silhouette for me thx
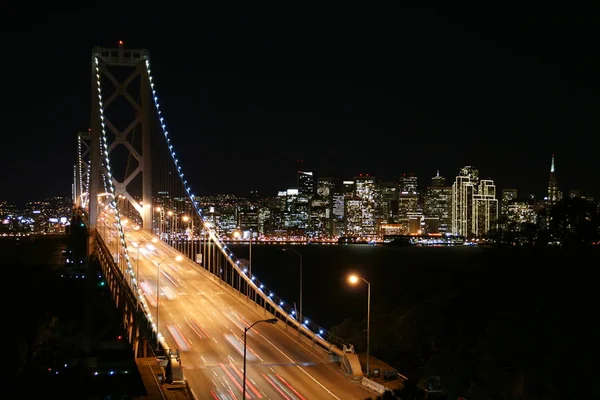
[548,197,600,246]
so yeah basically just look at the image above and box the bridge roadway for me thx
[109,220,374,399]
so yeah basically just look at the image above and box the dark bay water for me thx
[4,237,594,336]
[225,243,596,331]
[0,235,67,267]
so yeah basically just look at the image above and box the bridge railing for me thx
[94,230,169,356]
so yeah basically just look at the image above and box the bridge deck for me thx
[134,358,193,400]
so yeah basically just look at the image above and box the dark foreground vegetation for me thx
[3,232,144,399]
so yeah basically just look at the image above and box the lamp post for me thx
[248,229,252,276]
[282,248,303,325]
[155,207,163,238]
[348,273,371,377]
[156,255,182,350]
[243,318,277,399]
[166,210,174,246]
[182,215,190,257]
[248,229,254,300]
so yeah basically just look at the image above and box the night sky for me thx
[1,6,598,202]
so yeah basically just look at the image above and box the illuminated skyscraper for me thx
[425,171,452,233]
[547,154,561,204]
[354,174,377,235]
[500,188,518,230]
[309,177,335,237]
[431,170,445,187]
[473,180,498,237]
[452,171,475,237]
[397,173,419,232]
[379,181,398,222]
[452,166,497,238]
[298,170,314,196]
[398,174,418,194]
[501,189,518,216]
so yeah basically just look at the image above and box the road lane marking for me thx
[276,373,306,400]
[230,362,263,398]
[262,373,291,400]
[258,333,341,399]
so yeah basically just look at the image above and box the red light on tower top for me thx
[118,40,124,45]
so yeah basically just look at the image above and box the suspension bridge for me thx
[73,42,378,399]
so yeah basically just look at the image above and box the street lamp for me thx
[243,318,278,399]
[155,207,163,238]
[181,215,190,256]
[348,273,371,377]
[282,248,303,325]
[166,210,174,246]
[156,255,183,349]
[247,230,254,300]
[248,229,252,276]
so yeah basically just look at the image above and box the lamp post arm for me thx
[299,254,303,323]
[158,256,175,266]
[365,278,371,378]
[243,318,276,399]
[246,320,260,332]
[243,326,248,399]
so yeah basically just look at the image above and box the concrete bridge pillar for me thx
[113,280,120,309]
[129,309,137,351]
[87,228,97,258]
[133,324,141,358]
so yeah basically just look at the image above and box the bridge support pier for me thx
[87,228,97,260]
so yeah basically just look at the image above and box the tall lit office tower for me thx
[342,180,355,197]
[547,154,561,204]
[459,166,479,186]
[298,170,314,197]
[310,177,335,237]
[452,165,479,237]
[473,180,498,237]
[379,181,398,222]
[425,172,452,232]
[296,171,312,232]
[398,173,419,229]
[501,189,518,216]
[354,174,377,202]
[452,166,479,237]
[332,193,345,219]
[431,170,445,187]
[398,174,418,193]
[354,174,377,235]
[452,170,475,237]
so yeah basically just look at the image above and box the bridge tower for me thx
[75,131,91,211]
[89,41,154,233]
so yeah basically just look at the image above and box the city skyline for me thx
[0,153,583,204]
[3,152,581,204]
[1,6,598,203]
